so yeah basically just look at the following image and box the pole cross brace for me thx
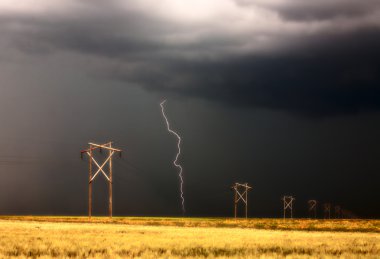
[88,150,114,182]
[235,189,248,204]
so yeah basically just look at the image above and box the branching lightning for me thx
[160,100,185,214]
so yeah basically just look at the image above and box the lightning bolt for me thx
[160,100,185,214]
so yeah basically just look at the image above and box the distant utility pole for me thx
[341,209,356,219]
[308,200,317,219]
[282,196,295,219]
[81,142,122,218]
[231,183,252,219]
[334,205,341,219]
[323,203,331,219]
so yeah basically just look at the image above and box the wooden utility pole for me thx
[231,182,252,219]
[81,142,122,218]
[89,146,93,218]
[109,143,113,217]
[308,200,317,218]
[282,196,295,219]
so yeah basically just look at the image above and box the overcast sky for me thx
[0,1,379,218]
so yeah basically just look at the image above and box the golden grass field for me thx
[0,216,379,258]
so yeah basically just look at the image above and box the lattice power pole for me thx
[282,196,295,219]
[231,183,252,219]
[323,203,331,219]
[308,200,317,218]
[81,142,122,218]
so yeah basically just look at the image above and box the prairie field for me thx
[0,216,379,258]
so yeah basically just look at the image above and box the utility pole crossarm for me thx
[88,142,122,152]
[81,142,122,154]
[234,183,252,189]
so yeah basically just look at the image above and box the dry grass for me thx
[0,217,379,258]
[1,216,379,232]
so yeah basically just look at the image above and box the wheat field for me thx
[0,217,379,258]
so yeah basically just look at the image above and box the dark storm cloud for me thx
[1,0,380,116]
[105,27,380,116]
[236,0,380,21]
[0,11,166,57]
[276,2,380,22]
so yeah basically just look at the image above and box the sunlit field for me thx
[0,217,379,258]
